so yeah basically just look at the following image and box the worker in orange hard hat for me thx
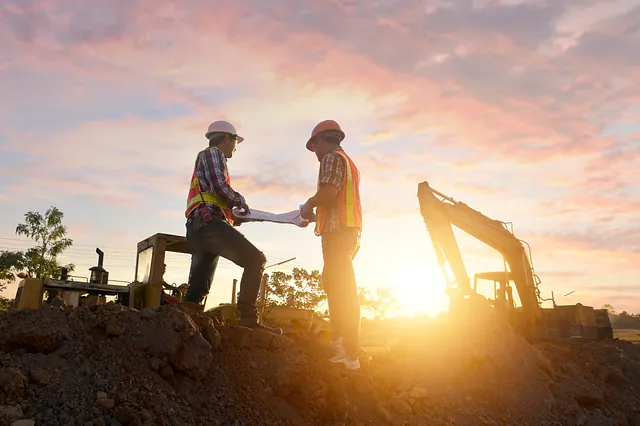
[300,119,363,370]
[183,120,282,335]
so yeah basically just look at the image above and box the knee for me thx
[249,250,267,270]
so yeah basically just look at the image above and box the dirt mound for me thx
[0,302,639,426]
[0,303,387,426]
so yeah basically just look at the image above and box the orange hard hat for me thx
[306,120,345,151]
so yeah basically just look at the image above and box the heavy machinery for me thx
[417,181,613,342]
[14,233,190,310]
[14,232,332,338]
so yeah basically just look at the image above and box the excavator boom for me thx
[417,181,542,338]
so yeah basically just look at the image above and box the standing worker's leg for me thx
[322,228,361,364]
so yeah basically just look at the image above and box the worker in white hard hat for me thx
[183,120,282,335]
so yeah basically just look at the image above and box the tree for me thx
[0,207,74,291]
[0,251,27,291]
[602,303,616,315]
[0,296,13,311]
[358,286,399,319]
[266,268,326,311]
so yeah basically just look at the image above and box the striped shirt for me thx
[187,147,246,224]
[317,148,359,234]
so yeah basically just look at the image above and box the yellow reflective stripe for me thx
[343,155,355,226]
[187,192,229,210]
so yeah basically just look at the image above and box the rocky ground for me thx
[0,302,639,426]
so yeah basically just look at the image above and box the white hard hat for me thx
[205,120,244,143]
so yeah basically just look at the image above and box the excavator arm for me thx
[417,181,543,338]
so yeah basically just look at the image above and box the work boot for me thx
[177,301,205,313]
[238,320,283,335]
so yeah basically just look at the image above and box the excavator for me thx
[417,181,613,342]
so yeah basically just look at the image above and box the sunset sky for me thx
[1,0,638,316]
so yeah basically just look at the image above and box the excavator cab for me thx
[473,271,516,315]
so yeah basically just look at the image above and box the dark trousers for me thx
[321,227,361,359]
[185,217,266,324]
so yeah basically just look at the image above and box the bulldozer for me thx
[417,181,613,342]
[13,232,331,338]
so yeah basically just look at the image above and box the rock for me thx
[608,367,625,384]
[11,420,35,426]
[169,331,212,379]
[27,366,51,386]
[114,406,137,424]
[409,386,428,399]
[139,309,157,320]
[148,357,164,372]
[0,405,24,419]
[106,315,125,336]
[585,413,613,426]
[3,319,68,353]
[563,403,581,416]
[96,392,108,400]
[389,396,412,415]
[159,365,174,380]
[0,368,26,398]
[97,399,115,409]
[574,390,605,408]
[12,419,36,426]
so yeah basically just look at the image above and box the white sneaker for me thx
[329,337,346,362]
[333,356,361,371]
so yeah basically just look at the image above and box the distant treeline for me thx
[609,311,640,329]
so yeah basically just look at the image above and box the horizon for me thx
[1,0,638,315]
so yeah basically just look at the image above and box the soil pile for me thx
[0,302,639,426]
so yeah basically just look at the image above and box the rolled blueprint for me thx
[231,205,312,228]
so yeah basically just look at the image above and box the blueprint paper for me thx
[232,205,311,228]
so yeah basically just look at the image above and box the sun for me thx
[392,262,450,318]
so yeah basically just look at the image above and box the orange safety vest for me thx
[315,149,362,236]
[185,148,235,225]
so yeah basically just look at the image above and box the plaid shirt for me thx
[317,147,360,234]
[187,147,246,224]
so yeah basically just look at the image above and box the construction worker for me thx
[300,120,363,370]
[184,120,282,335]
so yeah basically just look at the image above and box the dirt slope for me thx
[0,302,639,426]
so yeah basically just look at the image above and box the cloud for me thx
[1,0,639,312]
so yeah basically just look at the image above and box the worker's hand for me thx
[237,201,250,216]
[300,200,316,221]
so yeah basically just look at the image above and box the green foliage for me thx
[601,305,640,329]
[0,251,27,289]
[266,268,326,311]
[358,286,399,319]
[0,296,13,311]
[0,206,75,290]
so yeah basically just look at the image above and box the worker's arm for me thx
[301,152,344,219]
[201,149,247,209]
[306,184,338,210]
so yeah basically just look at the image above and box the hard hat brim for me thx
[205,132,244,143]
[306,130,344,151]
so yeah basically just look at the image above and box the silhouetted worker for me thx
[183,120,282,335]
[301,120,363,370]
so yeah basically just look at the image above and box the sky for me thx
[0,0,639,316]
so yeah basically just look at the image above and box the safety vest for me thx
[185,148,235,225]
[315,149,362,236]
